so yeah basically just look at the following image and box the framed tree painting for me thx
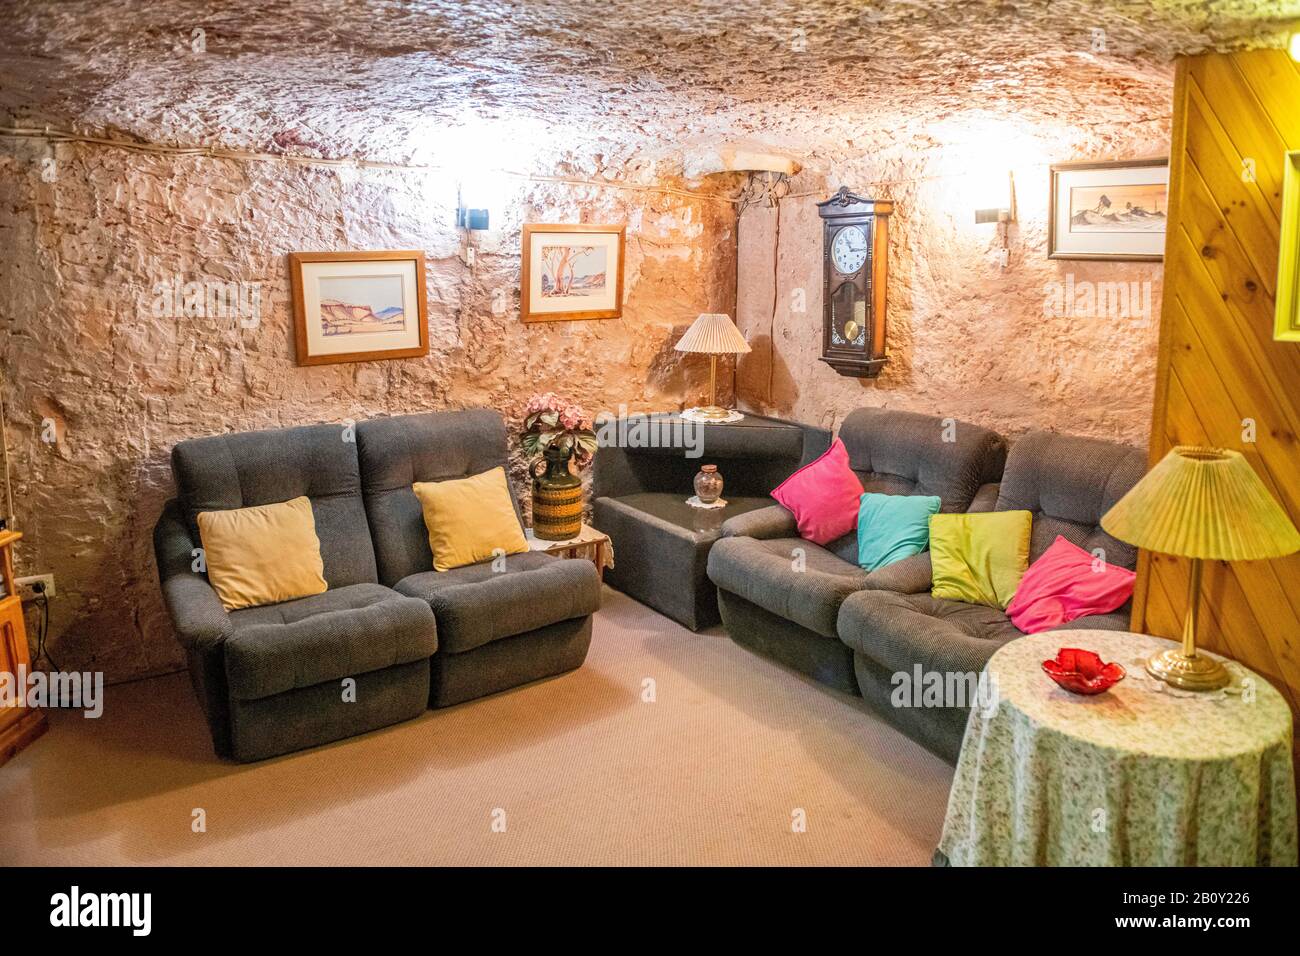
[1048,158,1169,261]
[521,223,625,322]
[1276,150,1300,342]
[289,250,428,365]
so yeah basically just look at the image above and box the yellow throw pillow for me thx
[929,510,1032,609]
[413,467,529,572]
[197,496,329,611]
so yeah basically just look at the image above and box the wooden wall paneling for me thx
[1137,48,1300,733]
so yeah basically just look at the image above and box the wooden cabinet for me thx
[0,531,47,766]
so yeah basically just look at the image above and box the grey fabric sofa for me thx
[592,412,830,629]
[707,408,1007,692]
[154,409,600,761]
[837,430,1145,762]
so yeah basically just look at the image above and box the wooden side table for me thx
[939,629,1297,866]
[526,524,614,583]
[0,530,48,767]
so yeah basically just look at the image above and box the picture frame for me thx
[521,224,625,322]
[1048,158,1169,261]
[289,250,428,366]
[1275,150,1300,343]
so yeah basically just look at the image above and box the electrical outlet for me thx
[15,574,55,601]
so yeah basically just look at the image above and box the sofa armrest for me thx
[153,499,233,652]
[861,552,933,594]
[721,504,798,540]
[966,482,1001,513]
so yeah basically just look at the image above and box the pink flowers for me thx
[520,393,598,469]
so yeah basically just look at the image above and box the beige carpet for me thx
[0,586,953,866]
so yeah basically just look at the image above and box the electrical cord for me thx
[32,589,58,672]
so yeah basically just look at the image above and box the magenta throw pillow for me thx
[770,438,865,545]
[1006,535,1136,634]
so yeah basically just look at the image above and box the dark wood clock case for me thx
[817,187,892,378]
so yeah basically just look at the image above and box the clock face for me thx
[831,225,869,275]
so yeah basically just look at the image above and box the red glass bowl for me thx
[1041,648,1126,695]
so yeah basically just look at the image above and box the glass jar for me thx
[694,464,723,504]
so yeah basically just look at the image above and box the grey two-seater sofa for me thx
[708,409,1145,764]
[154,408,601,762]
[707,407,1008,692]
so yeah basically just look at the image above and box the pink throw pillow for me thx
[770,438,865,545]
[1006,535,1136,634]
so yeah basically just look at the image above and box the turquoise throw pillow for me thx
[856,493,942,571]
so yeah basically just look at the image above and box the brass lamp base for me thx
[1145,648,1230,692]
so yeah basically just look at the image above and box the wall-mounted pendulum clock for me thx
[816,187,892,378]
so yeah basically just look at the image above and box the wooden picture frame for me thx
[521,224,625,322]
[1275,151,1300,343]
[1048,158,1169,261]
[289,250,429,366]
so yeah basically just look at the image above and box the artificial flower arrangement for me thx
[520,392,598,468]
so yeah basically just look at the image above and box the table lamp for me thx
[675,312,751,424]
[1101,446,1300,691]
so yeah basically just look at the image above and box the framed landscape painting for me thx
[521,223,625,322]
[1048,158,1169,261]
[289,250,428,365]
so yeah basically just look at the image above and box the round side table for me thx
[938,630,1298,866]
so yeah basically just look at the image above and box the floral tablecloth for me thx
[938,630,1298,866]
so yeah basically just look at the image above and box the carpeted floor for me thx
[0,586,953,866]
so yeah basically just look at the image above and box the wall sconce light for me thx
[974,170,1018,224]
[455,169,505,232]
[1290,32,1300,61]
[456,205,490,231]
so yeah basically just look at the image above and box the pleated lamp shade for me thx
[674,313,751,355]
[1101,446,1300,560]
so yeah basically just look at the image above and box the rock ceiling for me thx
[1,0,1298,174]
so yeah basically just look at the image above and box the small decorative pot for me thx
[694,464,723,504]
[532,445,583,541]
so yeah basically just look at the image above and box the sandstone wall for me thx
[735,117,1171,446]
[0,140,738,681]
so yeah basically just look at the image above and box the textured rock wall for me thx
[736,115,1171,446]
[0,140,739,681]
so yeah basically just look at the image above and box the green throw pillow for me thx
[857,493,942,572]
[929,510,1033,609]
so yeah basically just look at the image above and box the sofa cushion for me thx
[771,438,865,545]
[1006,535,1136,634]
[707,534,868,637]
[395,552,600,654]
[929,510,1032,609]
[412,467,529,572]
[995,430,1146,565]
[224,583,437,701]
[857,492,941,571]
[838,408,1007,512]
[355,409,519,586]
[197,496,328,610]
[171,422,378,589]
[838,589,1134,681]
[838,590,1022,679]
